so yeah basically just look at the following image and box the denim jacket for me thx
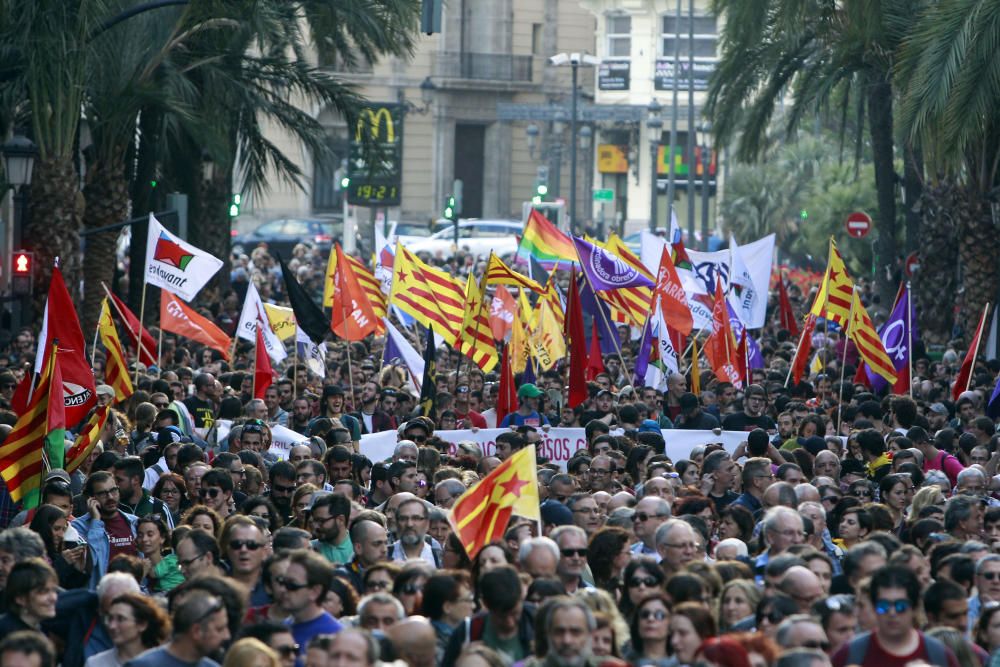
[71,510,140,589]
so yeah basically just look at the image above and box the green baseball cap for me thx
[517,383,544,399]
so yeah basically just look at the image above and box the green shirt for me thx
[152,553,185,592]
[482,617,526,663]
[312,536,353,565]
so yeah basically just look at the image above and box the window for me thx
[661,14,718,60]
[606,14,631,59]
[532,24,543,55]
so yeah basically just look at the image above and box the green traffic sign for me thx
[593,188,614,201]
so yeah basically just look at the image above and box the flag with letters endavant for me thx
[144,213,223,301]
[449,445,540,559]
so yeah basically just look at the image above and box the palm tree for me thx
[896,0,1000,337]
[706,0,920,309]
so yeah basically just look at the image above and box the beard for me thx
[544,651,589,667]
[401,532,422,546]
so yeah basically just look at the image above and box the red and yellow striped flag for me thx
[484,253,543,292]
[847,291,897,384]
[810,240,854,326]
[593,234,654,327]
[390,244,465,345]
[0,346,58,503]
[449,445,540,558]
[64,405,110,474]
[98,298,133,403]
[459,275,500,373]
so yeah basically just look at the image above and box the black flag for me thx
[418,326,437,418]
[277,254,328,344]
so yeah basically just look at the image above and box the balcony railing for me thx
[435,52,534,83]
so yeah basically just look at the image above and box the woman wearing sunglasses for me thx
[625,592,673,666]
[620,557,665,620]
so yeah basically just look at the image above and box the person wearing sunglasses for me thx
[831,565,959,667]
[239,620,300,667]
[774,614,829,652]
[221,515,269,606]
[624,592,672,664]
[198,469,235,518]
[630,496,672,559]
[277,549,341,659]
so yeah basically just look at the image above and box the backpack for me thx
[845,631,948,666]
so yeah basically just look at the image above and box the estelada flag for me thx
[652,246,693,336]
[12,265,96,427]
[144,213,223,302]
[160,290,232,360]
[98,298,134,403]
[330,243,378,341]
[449,444,540,559]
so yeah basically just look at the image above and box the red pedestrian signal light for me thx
[13,252,31,275]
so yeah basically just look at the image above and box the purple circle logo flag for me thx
[590,247,639,286]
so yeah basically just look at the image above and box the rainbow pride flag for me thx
[516,209,579,270]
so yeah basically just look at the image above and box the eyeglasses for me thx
[663,541,699,550]
[875,599,912,615]
[401,583,423,595]
[800,641,830,651]
[276,576,310,591]
[272,484,296,494]
[199,488,223,499]
[769,528,806,539]
[229,540,262,551]
[93,487,120,499]
[177,552,205,569]
[633,512,669,522]
[629,576,659,588]
[231,468,246,476]
[640,610,668,621]
[275,645,300,658]
[560,548,588,558]
[160,487,180,496]
[407,434,427,443]
[313,514,336,525]
[822,496,841,504]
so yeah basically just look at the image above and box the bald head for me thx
[385,617,436,667]
[763,481,797,509]
[794,483,820,504]
[779,566,824,612]
[607,491,635,511]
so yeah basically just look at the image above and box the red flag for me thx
[331,244,379,341]
[564,270,589,408]
[790,314,817,385]
[953,303,990,401]
[853,361,870,388]
[736,328,749,386]
[160,291,232,360]
[254,322,274,400]
[778,273,799,336]
[496,344,517,424]
[704,279,742,385]
[586,326,606,381]
[13,266,96,427]
[489,286,517,341]
[653,247,693,335]
[108,292,157,368]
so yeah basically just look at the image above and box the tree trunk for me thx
[903,142,923,257]
[913,179,959,346]
[25,155,84,312]
[958,192,1000,340]
[81,155,130,335]
[189,167,233,304]
[867,77,898,311]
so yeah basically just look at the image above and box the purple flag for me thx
[573,237,655,291]
[634,322,655,387]
[727,302,764,369]
[578,276,622,355]
[867,285,918,393]
[988,375,1000,419]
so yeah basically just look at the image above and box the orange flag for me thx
[160,291,232,360]
[704,279,742,386]
[653,246,693,335]
[449,445,540,558]
[330,243,378,341]
[489,286,517,341]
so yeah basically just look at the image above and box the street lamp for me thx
[647,99,663,231]
[526,124,540,159]
[397,76,436,115]
[2,135,37,190]
[549,52,599,235]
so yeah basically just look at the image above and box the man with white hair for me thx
[521,596,600,667]
[551,526,592,594]
[82,572,143,663]
[776,614,829,651]
[392,441,419,464]
[630,496,671,559]
[755,506,805,580]
[519,537,560,580]
[655,519,701,578]
[799,501,844,574]
[715,538,748,560]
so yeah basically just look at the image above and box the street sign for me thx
[593,188,614,202]
[347,103,403,206]
[844,212,872,238]
[905,252,920,278]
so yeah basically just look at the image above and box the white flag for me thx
[237,282,288,362]
[295,328,327,378]
[727,235,759,326]
[144,213,223,301]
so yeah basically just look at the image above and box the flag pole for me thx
[784,321,810,388]
[157,328,163,368]
[90,313,100,369]
[103,282,155,365]
[252,324,259,399]
[292,341,299,402]
[571,250,629,375]
[837,285,857,435]
[133,283,147,386]
[967,303,991,395]
[906,281,913,397]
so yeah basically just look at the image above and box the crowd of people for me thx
[0,241,998,667]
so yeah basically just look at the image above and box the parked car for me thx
[401,219,523,258]
[232,217,342,258]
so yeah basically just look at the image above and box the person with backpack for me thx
[831,565,959,667]
[908,425,965,488]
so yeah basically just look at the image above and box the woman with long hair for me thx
[28,504,88,589]
[717,580,761,632]
[152,473,189,526]
[625,592,672,665]
[975,601,1000,655]
[221,638,281,667]
[694,637,751,667]
[135,516,183,593]
[181,505,224,539]
[835,506,872,550]
[879,473,911,531]
[621,557,666,620]
[85,593,171,667]
[240,496,284,533]
[587,527,631,595]
[289,483,318,529]
[717,504,755,545]
[669,602,717,666]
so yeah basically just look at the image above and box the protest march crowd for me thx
[0,211,998,667]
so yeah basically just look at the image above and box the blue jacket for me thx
[71,510,140,589]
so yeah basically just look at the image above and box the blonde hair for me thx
[909,485,944,523]
[222,638,281,667]
[717,579,762,631]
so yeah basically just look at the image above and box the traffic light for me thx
[444,195,457,221]
[799,209,809,220]
[11,250,33,296]
[534,166,549,204]
[229,193,241,217]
